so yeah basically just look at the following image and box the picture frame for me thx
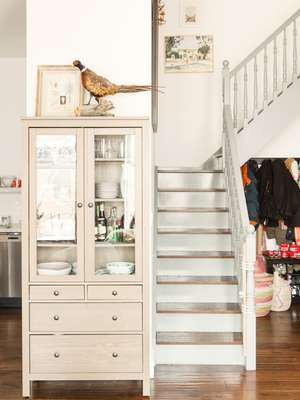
[36,65,83,117]
[165,35,214,73]
[179,0,201,27]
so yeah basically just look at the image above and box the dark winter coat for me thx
[256,160,278,226]
[257,159,300,227]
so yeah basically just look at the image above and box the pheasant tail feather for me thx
[117,85,153,94]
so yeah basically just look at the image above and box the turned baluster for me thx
[273,37,278,97]
[253,56,258,117]
[233,74,238,131]
[293,19,298,81]
[283,28,288,90]
[263,47,268,108]
[243,65,248,126]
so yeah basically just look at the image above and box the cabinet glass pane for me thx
[35,135,78,277]
[94,134,136,278]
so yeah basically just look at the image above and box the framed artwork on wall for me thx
[165,35,214,73]
[179,0,201,27]
[36,65,83,117]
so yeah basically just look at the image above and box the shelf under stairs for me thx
[155,164,243,365]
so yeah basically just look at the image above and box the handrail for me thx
[230,8,300,76]
[223,101,256,371]
[223,105,249,232]
[225,8,300,136]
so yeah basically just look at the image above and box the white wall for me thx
[156,0,300,167]
[26,0,300,166]
[0,58,26,224]
[0,0,26,57]
[26,0,151,117]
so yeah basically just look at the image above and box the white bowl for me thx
[37,262,71,270]
[38,266,72,276]
[106,262,135,275]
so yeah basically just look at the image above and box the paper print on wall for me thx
[179,0,200,26]
[165,35,214,73]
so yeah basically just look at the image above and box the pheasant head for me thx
[73,60,86,71]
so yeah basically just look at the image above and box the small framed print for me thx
[36,65,83,117]
[165,35,214,73]
[179,0,201,27]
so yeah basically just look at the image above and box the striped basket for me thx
[255,273,273,317]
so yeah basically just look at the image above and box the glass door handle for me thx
[88,203,94,208]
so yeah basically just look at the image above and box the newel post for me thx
[243,225,256,370]
[222,60,231,106]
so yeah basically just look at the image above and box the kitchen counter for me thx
[0,224,21,233]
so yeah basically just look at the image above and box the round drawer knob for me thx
[112,352,118,358]
[54,352,60,358]
[88,202,94,208]
[112,290,118,296]
[112,315,118,321]
[53,290,60,297]
[53,315,60,321]
[77,202,83,208]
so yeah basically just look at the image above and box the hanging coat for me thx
[272,159,300,227]
[256,160,279,226]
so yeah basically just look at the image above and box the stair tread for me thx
[156,302,241,314]
[156,331,242,345]
[157,275,237,285]
[158,227,232,235]
[158,207,229,213]
[157,168,223,173]
[157,250,234,259]
[158,188,226,193]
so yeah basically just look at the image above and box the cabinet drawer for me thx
[30,303,142,332]
[30,334,142,373]
[30,285,84,301]
[88,285,142,301]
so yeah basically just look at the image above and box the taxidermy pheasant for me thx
[73,60,152,105]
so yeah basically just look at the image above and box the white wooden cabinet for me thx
[22,117,151,398]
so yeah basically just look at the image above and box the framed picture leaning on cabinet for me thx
[36,65,83,117]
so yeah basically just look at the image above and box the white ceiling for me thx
[0,0,26,57]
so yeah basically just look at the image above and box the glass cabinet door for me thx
[85,128,142,281]
[29,129,84,281]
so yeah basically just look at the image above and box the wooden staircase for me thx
[155,166,244,365]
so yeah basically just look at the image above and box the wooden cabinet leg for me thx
[22,379,32,398]
[142,378,150,397]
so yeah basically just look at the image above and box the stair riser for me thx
[158,212,229,228]
[157,285,238,302]
[158,192,228,208]
[156,314,242,332]
[156,345,244,365]
[158,173,225,189]
[156,258,235,276]
[157,234,232,251]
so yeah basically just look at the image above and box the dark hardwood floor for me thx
[1,305,300,399]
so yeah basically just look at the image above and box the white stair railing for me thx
[223,62,256,370]
[225,9,300,134]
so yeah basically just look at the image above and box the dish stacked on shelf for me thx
[95,181,119,199]
[95,261,135,276]
[37,262,72,276]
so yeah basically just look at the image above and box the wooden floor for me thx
[1,305,300,399]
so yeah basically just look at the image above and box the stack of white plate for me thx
[37,262,72,276]
[95,181,119,199]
